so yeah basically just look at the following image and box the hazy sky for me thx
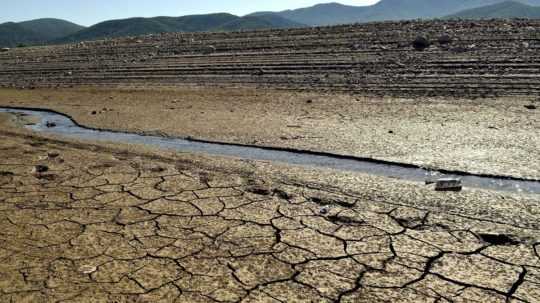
[1,0,380,26]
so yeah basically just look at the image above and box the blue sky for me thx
[1,0,379,26]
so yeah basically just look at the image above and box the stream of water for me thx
[1,107,538,195]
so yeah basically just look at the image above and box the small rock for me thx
[434,178,462,192]
[306,99,313,104]
[32,165,49,174]
[47,152,60,158]
[437,34,452,45]
[45,121,56,128]
[91,111,97,115]
[524,104,536,110]
[388,130,394,134]
[412,36,430,51]
[478,234,519,246]
[319,206,330,215]
[79,265,97,274]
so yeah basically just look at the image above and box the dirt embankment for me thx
[0,19,539,97]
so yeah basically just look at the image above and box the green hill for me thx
[446,1,540,19]
[18,18,85,41]
[2,13,306,46]
[0,18,84,47]
[54,13,308,44]
[0,22,43,47]
[55,13,238,43]
[216,15,306,31]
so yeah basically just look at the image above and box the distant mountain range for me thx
[3,0,540,48]
[250,0,540,25]
[446,1,540,19]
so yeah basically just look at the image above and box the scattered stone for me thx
[437,34,452,45]
[435,178,462,191]
[478,234,519,246]
[91,111,97,115]
[45,121,56,128]
[524,104,536,110]
[412,36,430,51]
[306,99,313,104]
[47,152,60,158]
[64,71,73,76]
[388,130,394,134]
[79,265,97,274]
[32,165,49,174]
[319,206,330,215]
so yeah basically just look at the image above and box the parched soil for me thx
[0,19,540,97]
[0,114,539,302]
[0,87,538,179]
[0,18,539,302]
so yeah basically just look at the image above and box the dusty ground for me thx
[0,87,538,179]
[0,110,540,302]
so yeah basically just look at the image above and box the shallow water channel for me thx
[1,107,539,195]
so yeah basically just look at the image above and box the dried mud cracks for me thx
[0,131,539,302]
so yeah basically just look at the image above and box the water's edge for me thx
[1,106,539,195]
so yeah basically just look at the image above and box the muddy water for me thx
[1,107,539,195]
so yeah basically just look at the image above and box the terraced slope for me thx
[1,19,539,97]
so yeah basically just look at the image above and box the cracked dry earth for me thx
[1,131,540,302]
